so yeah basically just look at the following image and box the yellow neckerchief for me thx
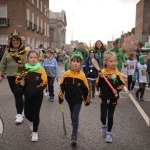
[102,68,118,84]
[8,45,27,64]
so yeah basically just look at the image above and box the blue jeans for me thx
[47,76,55,97]
[68,102,82,137]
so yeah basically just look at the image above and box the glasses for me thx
[12,39,20,42]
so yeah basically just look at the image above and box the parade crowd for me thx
[0,32,150,147]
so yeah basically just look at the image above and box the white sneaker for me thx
[30,122,33,131]
[31,132,38,142]
[95,91,99,96]
[44,92,49,96]
[15,114,23,124]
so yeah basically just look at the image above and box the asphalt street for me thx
[0,64,150,150]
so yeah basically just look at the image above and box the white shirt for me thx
[126,59,137,75]
[137,63,147,83]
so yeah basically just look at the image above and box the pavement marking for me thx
[122,73,150,127]
[0,93,12,95]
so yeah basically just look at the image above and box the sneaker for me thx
[31,132,38,142]
[30,122,33,131]
[105,132,112,143]
[44,92,49,96]
[101,125,107,138]
[130,89,134,94]
[50,96,54,102]
[15,114,23,124]
[140,97,144,101]
[95,91,99,96]
[48,96,54,102]
[127,90,131,94]
[71,136,77,146]
[135,92,139,100]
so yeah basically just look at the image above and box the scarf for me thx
[8,46,26,64]
[25,62,41,71]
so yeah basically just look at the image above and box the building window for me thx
[32,12,34,29]
[37,0,39,9]
[31,0,34,4]
[50,29,54,42]
[40,1,43,12]
[0,4,7,18]
[47,23,49,37]
[0,35,8,45]
[0,4,7,26]
[44,22,46,35]
[37,16,39,32]
[26,8,30,21]
[41,19,43,33]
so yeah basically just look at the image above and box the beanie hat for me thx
[113,38,121,44]
[89,49,95,54]
[139,55,146,64]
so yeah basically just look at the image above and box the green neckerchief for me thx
[25,62,41,71]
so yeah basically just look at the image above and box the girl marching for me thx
[96,51,125,143]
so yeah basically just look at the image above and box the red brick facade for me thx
[0,0,50,48]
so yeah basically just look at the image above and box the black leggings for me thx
[24,95,43,132]
[101,100,116,132]
[7,76,24,114]
[127,75,135,91]
[136,83,146,98]
[68,102,82,137]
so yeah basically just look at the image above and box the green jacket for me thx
[110,48,125,69]
[73,48,88,64]
[0,47,28,76]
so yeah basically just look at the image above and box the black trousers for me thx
[68,102,82,137]
[136,83,146,98]
[7,76,24,114]
[100,100,116,132]
[24,95,43,132]
[47,76,55,97]
[127,75,135,91]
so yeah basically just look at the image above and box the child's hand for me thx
[20,80,25,86]
[98,72,104,78]
[113,89,118,96]
[85,100,90,106]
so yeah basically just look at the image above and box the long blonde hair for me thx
[103,51,117,68]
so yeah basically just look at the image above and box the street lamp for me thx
[71,14,74,42]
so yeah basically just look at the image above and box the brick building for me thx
[135,0,150,45]
[49,10,67,50]
[121,28,135,51]
[0,0,50,49]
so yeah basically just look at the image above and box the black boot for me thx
[71,135,77,146]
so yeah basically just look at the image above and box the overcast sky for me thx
[50,0,140,45]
